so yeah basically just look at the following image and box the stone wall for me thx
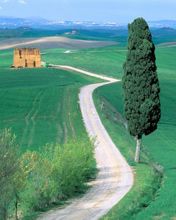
[13,48,41,68]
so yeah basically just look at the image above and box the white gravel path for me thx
[38,65,134,220]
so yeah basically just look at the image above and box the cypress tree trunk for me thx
[15,196,18,220]
[2,208,7,220]
[135,136,141,163]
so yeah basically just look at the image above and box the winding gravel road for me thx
[38,65,134,220]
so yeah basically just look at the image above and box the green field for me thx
[42,40,176,219]
[92,46,176,219]
[1,32,176,219]
[41,42,176,219]
[42,46,126,78]
[0,48,102,218]
[0,52,101,152]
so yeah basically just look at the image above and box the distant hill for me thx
[1,16,176,30]
[152,27,176,44]
[0,27,66,39]
[0,16,49,29]
[0,17,176,46]
[0,16,122,29]
[148,20,176,29]
[0,27,128,46]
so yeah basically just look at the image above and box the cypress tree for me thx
[122,18,161,163]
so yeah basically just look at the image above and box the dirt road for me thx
[38,66,134,220]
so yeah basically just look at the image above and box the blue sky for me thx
[0,0,176,23]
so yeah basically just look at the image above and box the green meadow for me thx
[1,32,176,219]
[42,46,126,78]
[43,42,176,219]
[0,50,101,152]
[0,48,101,218]
[93,46,176,219]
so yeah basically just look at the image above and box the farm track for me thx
[38,65,134,220]
[63,88,76,140]
[28,91,44,147]
[21,90,43,147]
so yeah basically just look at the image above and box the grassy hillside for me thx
[1,27,176,45]
[1,32,176,219]
[0,53,101,152]
[93,46,176,219]
[0,46,102,219]
[43,46,126,78]
[43,40,176,219]
[0,28,64,39]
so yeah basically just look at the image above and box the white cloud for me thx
[0,0,28,7]
[0,0,27,4]
[2,0,10,3]
[18,0,27,4]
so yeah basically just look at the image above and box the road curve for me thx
[38,65,134,220]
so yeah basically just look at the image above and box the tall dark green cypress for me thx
[123,18,161,163]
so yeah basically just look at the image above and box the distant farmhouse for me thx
[13,48,41,68]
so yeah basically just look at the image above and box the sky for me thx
[0,0,176,23]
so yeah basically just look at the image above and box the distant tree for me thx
[0,129,20,220]
[122,18,161,163]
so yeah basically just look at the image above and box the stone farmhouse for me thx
[13,48,41,68]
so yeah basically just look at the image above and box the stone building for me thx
[13,48,41,68]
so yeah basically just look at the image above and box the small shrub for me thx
[51,140,96,199]
[20,139,96,216]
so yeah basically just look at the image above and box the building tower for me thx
[13,48,41,68]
